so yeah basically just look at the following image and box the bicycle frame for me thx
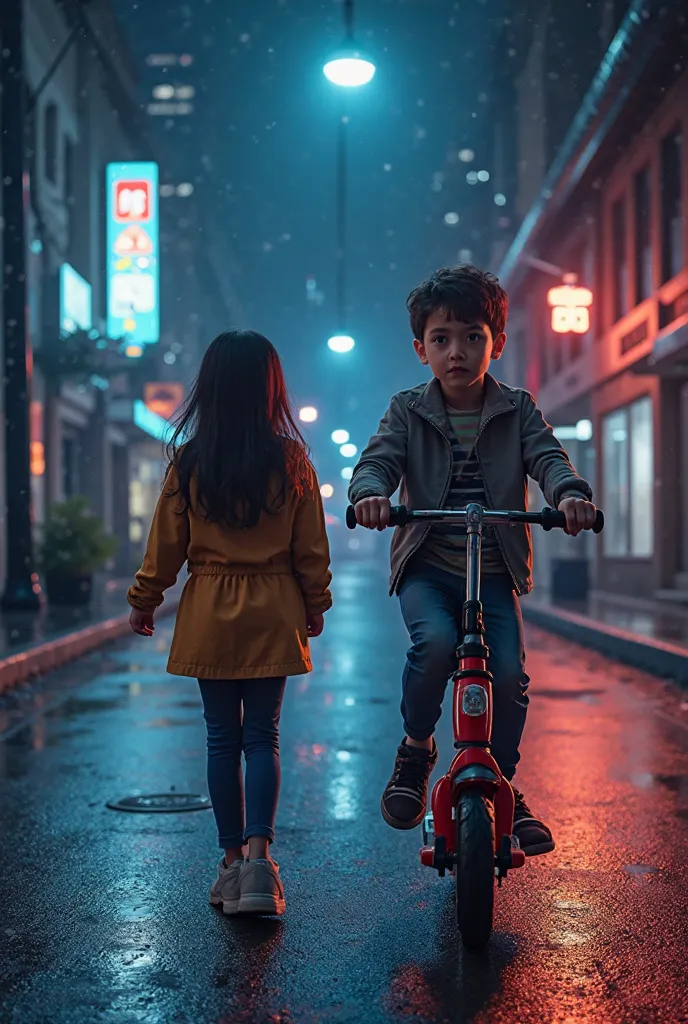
[419,502,526,881]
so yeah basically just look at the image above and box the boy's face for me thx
[413,311,506,402]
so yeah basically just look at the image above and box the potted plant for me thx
[38,497,118,606]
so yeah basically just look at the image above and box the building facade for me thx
[0,0,239,593]
[496,0,688,608]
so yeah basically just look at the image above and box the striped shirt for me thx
[420,403,508,578]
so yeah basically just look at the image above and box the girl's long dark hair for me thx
[166,330,312,528]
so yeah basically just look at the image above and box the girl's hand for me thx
[130,609,155,636]
[558,496,597,536]
[307,613,325,638]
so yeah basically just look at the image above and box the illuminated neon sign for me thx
[547,284,593,335]
[60,263,92,334]
[106,161,159,346]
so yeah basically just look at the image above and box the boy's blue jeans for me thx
[398,562,530,781]
[198,677,286,848]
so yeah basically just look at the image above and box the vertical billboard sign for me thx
[106,162,160,346]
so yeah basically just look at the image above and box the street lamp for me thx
[327,334,355,353]
[331,429,350,444]
[299,406,318,423]
[323,1,376,88]
[323,1,375,356]
[323,53,375,88]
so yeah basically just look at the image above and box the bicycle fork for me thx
[420,504,526,882]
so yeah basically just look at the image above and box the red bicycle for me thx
[346,500,604,949]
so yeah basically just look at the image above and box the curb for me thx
[522,602,688,687]
[0,599,180,696]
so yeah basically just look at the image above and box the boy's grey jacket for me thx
[348,374,592,596]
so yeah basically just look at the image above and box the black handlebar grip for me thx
[540,507,566,532]
[345,504,409,530]
[388,505,409,527]
[541,506,604,533]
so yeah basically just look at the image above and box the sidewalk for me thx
[522,590,688,686]
[0,576,182,694]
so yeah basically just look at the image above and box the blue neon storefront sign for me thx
[60,263,92,334]
[106,161,159,346]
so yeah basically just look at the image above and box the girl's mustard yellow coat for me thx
[127,465,332,680]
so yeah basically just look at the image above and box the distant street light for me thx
[327,334,355,354]
[324,53,375,87]
[340,442,357,458]
[331,428,350,444]
[323,1,375,88]
[320,484,335,499]
[299,406,318,423]
[323,1,374,356]
[341,466,354,481]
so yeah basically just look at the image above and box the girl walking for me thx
[128,330,332,916]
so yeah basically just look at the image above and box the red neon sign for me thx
[113,179,152,222]
[547,284,593,335]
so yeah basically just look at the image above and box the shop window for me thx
[62,436,79,498]
[611,197,628,322]
[660,127,683,283]
[64,137,75,247]
[633,166,652,303]
[601,396,653,557]
[64,137,74,204]
[44,103,58,184]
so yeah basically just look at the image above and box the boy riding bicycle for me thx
[349,264,597,856]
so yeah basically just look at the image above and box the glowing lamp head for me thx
[327,334,355,353]
[299,406,318,423]
[320,484,334,499]
[331,429,350,445]
[323,52,376,88]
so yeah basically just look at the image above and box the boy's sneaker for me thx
[238,859,286,916]
[209,857,243,915]
[381,739,437,830]
[512,789,555,856]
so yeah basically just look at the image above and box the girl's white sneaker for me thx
[209,858,243,915]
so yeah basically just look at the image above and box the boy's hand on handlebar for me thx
[307,613,325,638]
[129,609,155,636]
[558,496,597,536]
[354,496,391,531]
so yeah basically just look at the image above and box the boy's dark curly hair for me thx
[407,264,509,341]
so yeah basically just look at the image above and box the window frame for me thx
[601,394,654,558]
[610,195,629,323]
[44,102,59,185]
[660,124,684,284]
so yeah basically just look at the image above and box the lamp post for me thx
[0,0,42,609]
[323,0,375,355]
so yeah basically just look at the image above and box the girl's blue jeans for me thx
[198,677,286,848]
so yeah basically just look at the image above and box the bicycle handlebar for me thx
[345,504,604,534]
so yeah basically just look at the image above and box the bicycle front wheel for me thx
[455,789,495,949]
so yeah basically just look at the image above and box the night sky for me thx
[113,0,504,483]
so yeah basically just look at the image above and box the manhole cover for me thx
[106,793,212,813]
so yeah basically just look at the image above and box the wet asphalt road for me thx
[1,558,687,1024]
